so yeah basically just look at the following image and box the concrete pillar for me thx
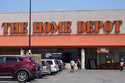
[20,49,24,56]
[81,49,85,69]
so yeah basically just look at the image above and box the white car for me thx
[41,59,59,73]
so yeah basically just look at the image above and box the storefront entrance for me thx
[84,47,125,69]
[85,48,97,69]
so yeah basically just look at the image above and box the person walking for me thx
[120,59,124,71]
[76,59,81,70]
[70,60,75,72]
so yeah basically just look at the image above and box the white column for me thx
[20,49,24,56]
[81,49,85,69]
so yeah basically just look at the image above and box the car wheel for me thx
[16,71,29,82]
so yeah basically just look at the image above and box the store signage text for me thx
[1,20,122,35]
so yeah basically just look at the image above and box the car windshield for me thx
[47,61,53,65]
[22,57,36,64]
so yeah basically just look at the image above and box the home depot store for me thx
[0,10,125,69]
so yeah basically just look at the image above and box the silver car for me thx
[41,59,59,73]
[41,60,51,75]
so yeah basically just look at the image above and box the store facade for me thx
[0,10,125,69]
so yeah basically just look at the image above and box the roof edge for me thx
[0,9,125,14]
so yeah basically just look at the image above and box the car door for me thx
[4,57,18,75]
[0,56,6,75]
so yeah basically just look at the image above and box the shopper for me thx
[74,63,78,72]
[120,59,124,71]
[76,59,81,70]
[70,60,75,72]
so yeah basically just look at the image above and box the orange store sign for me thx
[1,20,122,35]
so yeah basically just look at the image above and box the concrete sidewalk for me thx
[35,70,125,83]
[1,70,125,83]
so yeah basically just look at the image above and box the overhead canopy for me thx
[0,34,125,48]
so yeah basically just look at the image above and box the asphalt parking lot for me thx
[1,70,125,83]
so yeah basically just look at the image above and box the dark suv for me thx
[0,55,37,82]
